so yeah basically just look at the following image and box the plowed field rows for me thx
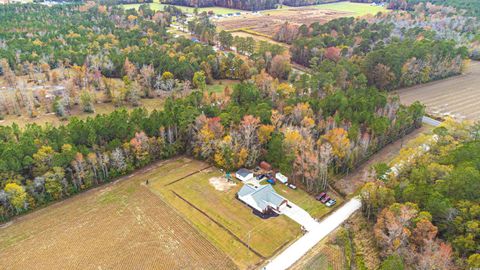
[396,61,480,121]
[0,158,236,270]
[216,7,351,36]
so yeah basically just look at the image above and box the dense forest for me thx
[361,120,480,269]
[162,0,337,10]
[162,0,278,11]
[388,0,480,18]
[0,2,426,222]
[274,2,478,90]
[0,3,246,81]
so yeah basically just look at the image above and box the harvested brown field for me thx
[0,158,237,270]
[216,7,352,37]
[395,61,480,121]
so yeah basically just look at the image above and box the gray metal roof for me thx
[238,184,256,197]
[236,168,252,177]
[237,184,286,212]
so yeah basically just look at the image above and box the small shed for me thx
[275,172,288,184]
[236,168,254,182]
[259,161,272,171]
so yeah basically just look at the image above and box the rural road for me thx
[264,198,362,270]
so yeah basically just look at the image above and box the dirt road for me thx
[396,61,480,121]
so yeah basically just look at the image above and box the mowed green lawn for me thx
[311,2,388,17]
[122,1,243,15]
[272,183,338,219]
[143,158,301,269]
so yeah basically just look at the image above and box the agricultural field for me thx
[0,155,328,269]
[216,7,352,37]
[216,2,387,37]
[396,61,480,121]
[290,230,344,270]
[0,158,236,270]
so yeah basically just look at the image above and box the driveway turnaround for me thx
[264,198,362,270]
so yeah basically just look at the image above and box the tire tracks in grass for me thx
[164,165,213,187]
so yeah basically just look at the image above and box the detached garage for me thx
[236,168,254,182]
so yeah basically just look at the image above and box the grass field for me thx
[145,158,304,268]
[122,1,242,15]
[272,183,335,219]
[310,2,387,17]
[206,79,238,93]
[0,158,236,270]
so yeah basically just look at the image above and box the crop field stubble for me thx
[396,61,480,121]
[0,158,236,270]
[215,2,388,37]
[216,7,352,37]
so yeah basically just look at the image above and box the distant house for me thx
[235,168,253,182]
[275,172,288,184]
[237,184,288,214]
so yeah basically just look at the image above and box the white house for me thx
[235,168,254,182]
[275,172,288,184]
[237,184,288,214]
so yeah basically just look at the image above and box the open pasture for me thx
[308,2,387,17]
[396,61,480,121]
[0,158,236,270]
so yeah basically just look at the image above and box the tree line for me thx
[274,2,478,91]
[0,70,424,221]
[360,120,480,269]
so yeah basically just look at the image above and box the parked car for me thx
[321,195,331,203]
[325,199,337,207]
[267,179,275,185]
[315,192,326,201]
[287,183,297,190]
[256,174,265,180]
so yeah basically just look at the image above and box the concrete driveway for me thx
[281,202,319,232]
[264,198,362,270]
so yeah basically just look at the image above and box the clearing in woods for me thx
[216,2,387,37]
[396,61,480,121]
[0,158,236,270]
[0,157,328,269]
[216,7,352,37]
[147,158,305,269]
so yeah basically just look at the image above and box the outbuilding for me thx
[275,172,288,184]
[259,161,272,171]
[235,168,254,182]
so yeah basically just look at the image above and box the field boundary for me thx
[0,156,184,225]
[227,28,274,39]
[164,165,213,186]
[171,190,267,259]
